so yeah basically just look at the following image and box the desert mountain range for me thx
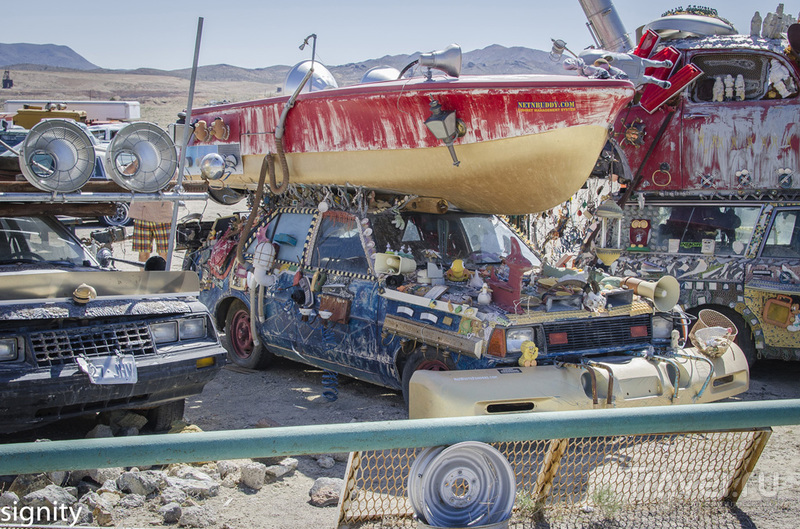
[0,42,565,88]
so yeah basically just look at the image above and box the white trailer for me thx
[3,100,140,121]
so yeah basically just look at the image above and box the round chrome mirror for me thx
[199,153,226,180]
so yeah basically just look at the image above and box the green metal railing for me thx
[1,399,799,476]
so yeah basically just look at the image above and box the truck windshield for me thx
[638,205,761,255]
[372,212,540,268]
[0,216,93,266]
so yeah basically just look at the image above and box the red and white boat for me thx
[185,70,634,214]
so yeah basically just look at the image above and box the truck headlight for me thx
[180,317,207,340]
[0,338,19,362]
[506,328,534,353]
[652,313,673,340]
[151,322,179,344]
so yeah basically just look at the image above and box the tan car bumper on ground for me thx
[409,346,749,419]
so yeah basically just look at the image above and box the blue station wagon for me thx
[187,190,750,417]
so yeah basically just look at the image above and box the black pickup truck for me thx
[0,213,226,433]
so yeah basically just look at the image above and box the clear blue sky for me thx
[4,1,787,70]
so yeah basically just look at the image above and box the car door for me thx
[253,210,316,359]
[744,206,800,353]
[294,210,388,385]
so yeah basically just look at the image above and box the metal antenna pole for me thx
[167,17,203,270]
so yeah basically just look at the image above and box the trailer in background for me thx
[3,100,140,122]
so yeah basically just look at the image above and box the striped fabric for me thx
[132,220,170,253]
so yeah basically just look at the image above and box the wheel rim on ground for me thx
[408,441,516,527]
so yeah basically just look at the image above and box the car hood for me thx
[0,269,199,301]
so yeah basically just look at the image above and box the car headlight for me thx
[151,321,179,344]
[180,317,207,340]
[0,338,19,362]
[652,313,673,340]
[506,328,534,353]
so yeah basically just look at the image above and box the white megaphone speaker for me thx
[104,122,178,193]
[19,119,96,193]
[374,253,416,275]
[621,275,680,312]
[419,44,462,78]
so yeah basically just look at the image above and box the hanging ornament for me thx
[621,118,646,147]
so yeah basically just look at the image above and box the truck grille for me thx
[543,314,652,355]
[30,323,156,367]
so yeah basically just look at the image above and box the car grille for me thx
[30,323,156,367]
[543,314,652,354]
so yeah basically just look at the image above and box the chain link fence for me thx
[338,428,770,528]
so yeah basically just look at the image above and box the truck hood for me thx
[0,270,200,301]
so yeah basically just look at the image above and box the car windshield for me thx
[0,216,94,266]
[611,204,762,256]
[371,212,540,268]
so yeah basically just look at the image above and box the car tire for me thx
[100,202,132,227]
[689,306,757,368]
[145,399,185,432]
[401,349,455,408]
[223,299,275,370]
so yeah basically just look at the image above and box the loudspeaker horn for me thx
[419,44,462,78]
[19,119,96,193]
[621,275,680,312]
[374,253,416,275]
[104,122,178,193]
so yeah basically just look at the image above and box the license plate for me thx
[76,353,138,384]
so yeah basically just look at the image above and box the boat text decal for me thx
[517,101,576,112]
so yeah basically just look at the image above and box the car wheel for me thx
[223,299,274,369]
[689,306,757,368]
[145,399,185,432]
[401,349,455,407]
[100,202,132,227]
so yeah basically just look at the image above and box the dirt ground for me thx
[0,69,271,128]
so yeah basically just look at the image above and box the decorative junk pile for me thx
[176,37,750,418]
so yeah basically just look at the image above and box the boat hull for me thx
[185,75,635,214]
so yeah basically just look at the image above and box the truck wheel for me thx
[689,306,757,368]
[146,399,185,432]
[100,202,132,227]
[223,299,274,369]
[401,350,455,407]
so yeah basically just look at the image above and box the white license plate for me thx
[76,353,138,384]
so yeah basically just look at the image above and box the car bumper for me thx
[0,345,226,433]
[408,345,750,419]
